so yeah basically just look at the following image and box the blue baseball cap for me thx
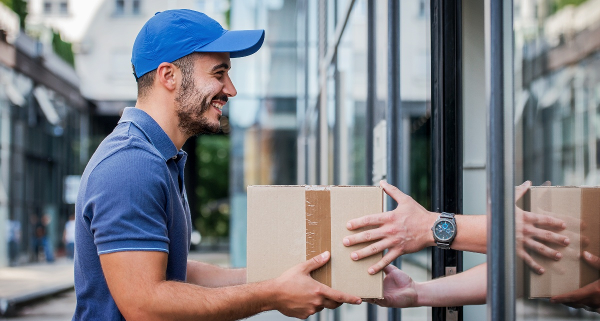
[132,9,265,79]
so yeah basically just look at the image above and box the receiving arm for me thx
[368,263,487,308]
[345,180,568,275]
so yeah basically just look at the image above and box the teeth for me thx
[211,102,223,110]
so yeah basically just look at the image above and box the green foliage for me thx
[551,0,589,14]
[194,135,230,238]
[410,117,431,211]
[51,31,75,67]
[2,0,27,29]
[224,0,231,29]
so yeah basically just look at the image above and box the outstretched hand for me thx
[343,181,436,275]
[365,265,418,308]
[515,181,569,274]
[551,251,600,313]
[271,251,362,319]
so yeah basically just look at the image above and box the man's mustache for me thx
[212,94,228,103]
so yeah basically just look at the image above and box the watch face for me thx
[434,220,455,241]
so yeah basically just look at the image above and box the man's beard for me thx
[174,78,222,137]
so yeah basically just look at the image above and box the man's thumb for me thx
[303,251,330,273]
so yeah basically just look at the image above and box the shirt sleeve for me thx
[83,146,171,255]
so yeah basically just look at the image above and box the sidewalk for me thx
[0,259,74,315]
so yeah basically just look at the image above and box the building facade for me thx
[0,3,95,267]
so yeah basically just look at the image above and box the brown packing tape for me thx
[305,186,332,287]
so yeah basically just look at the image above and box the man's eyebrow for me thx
[211,63,230,72]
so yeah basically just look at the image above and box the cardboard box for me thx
[246,185,384,299]
[525,186,600,298]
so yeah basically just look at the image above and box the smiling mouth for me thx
[211,101,225,111]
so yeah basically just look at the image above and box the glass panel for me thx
[398,0,432,320]
[337,0,367,186]
[514,0,600,319]
[228,0,298,270]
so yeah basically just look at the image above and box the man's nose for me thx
[223,74,237,97]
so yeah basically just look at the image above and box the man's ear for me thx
[155,62,177,91]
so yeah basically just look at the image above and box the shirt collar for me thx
[118,107,179,161]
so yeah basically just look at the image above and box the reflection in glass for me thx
[515,0,600,318]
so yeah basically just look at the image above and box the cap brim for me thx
[196,29,265,58]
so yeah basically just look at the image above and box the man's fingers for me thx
[518,250,545,275]
[322,298,342,310]
[524,239,562,261]
[347,212,391,230]
[350,240,390,262]
[301,251,331,273]
[343,228,386,246]
[583,251,600,270]
[551,282,597,304]
[531,227,569,246]
[368,251,401,275]
[515,181,531,199]
[380,180,411,204]
[320,286,362,305]
[527,211,566,230]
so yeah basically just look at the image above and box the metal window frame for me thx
[365,1,378,319]
[386,0,401,319]
[430,0,463,320]
[486,0,515,320]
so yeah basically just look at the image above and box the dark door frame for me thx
[431,1,463,320]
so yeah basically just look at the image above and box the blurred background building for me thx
[0,2,95,268]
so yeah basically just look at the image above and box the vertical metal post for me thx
[430,0,463,320]
[366,0,375,187]
[387,0,401,319]
[318,0,328,184]
[486,0,514,320]
[366,2,377,319]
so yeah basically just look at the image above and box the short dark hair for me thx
[133,53,199,99]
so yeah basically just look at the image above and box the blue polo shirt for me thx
[73,107,192,320]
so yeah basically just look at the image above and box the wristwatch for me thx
[431,212,457,250]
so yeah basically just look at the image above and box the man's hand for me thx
[515,181,569,274]
[343,181,436,274]
[367,264,487,308]
[365,265,418,308]
[551,251,600,312]
[270,251,362,319]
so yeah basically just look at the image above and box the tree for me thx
[1,0,27,30]
[195,135,230,239]
[52,30,75,66]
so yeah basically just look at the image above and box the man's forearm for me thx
[415,263,486,307]
[451,215,487,253]
[130,278,276,321]
[186,260,246,287]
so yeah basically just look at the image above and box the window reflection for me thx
[515,0,600,318]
